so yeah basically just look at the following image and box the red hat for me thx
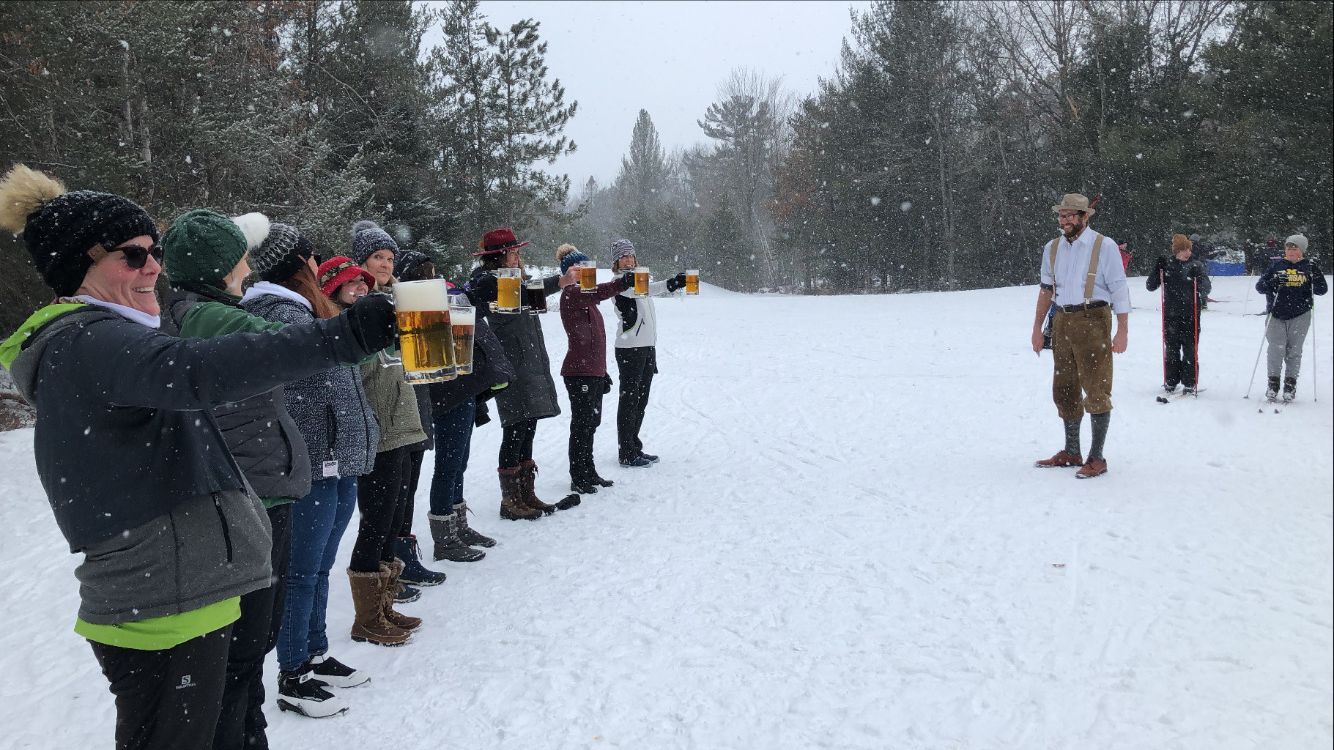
[318,255,375,298]
[473,227,530,257]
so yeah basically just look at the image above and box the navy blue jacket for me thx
[1256,259,1327,320]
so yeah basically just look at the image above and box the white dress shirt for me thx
[1039,229,1131,314]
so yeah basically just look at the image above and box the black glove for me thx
[1153,256,1167,274]
[620,271,635,287]
[601,374,613,395]
[344,292,397,353]
[665,272,687,293]
[1187,263,1202,279]
[473,397,491,427]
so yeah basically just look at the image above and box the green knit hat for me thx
[162,208,247,288]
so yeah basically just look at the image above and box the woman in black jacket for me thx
[463,228,577,520]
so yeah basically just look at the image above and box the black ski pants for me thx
[565,375,609,482]
[499,418,538,468]
[89,625,232,750]
[213,503,290,750]
[615,347,657,461]
[353,446,412,572]
[1164,316,1201,388]
[394,449,427,538]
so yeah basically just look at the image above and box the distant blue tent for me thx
[1207,260,1246,276]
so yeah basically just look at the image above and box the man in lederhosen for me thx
[1028,193,1130,479]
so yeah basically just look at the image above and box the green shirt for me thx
[75,596,241,650]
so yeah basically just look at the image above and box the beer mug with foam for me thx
[525,277,547,314]
[381,279,456,383]
[578,260,598,294]
[685,269,700,295]
[494,267,522,313]
[448,291,475,375]
[633,266,650,297]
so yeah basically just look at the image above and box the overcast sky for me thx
[424,1,871,188]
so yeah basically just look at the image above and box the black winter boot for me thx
[393,535,447,586]
[427,513,485,562]
[1283,376,1297,403]
[277,664,348,718]
[1265,376,1281,401]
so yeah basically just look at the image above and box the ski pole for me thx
[1312,299,1319,402]
[1193,276,1200,394]
[1244,312,1272,399]
[1160,269,1166,387]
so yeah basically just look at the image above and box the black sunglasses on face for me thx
[112,243,164,270]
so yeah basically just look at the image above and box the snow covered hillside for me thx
[0,276,1329,749]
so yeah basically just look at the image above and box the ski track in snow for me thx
[0,277,1329,749]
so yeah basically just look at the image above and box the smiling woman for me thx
[0,164,400,749]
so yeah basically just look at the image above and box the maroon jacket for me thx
[560,276,631,377]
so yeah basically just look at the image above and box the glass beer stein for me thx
[578,260,598,294]
[633,266,650,297]
[448,292,475,375]
[525,277,547,314]
[685,269,700,295]
[494,267,523,313]
[381,279,456,383]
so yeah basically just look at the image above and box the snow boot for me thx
[499,466,542,521]
[1162,383,1177,394]
[1283,376,1297,403]
[394,583,421,603]
[428,512,486,562]
[276,664,348,718]
[1265,376,1280,401]
[380,559,422,632]
[518,459,557,515]
[454,502,497,547]
[619,454,652,468]
[394,535,447,586]
[571,478,599,494]
[1035,450,1083,468]
[347,569,410,647]
[593,475,614,488]
[638,452,659,464]
[308,654,369,689]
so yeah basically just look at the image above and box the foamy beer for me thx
[633,266,650,297]
[685,269,700,295]
[494,267,522,313]
[525,278,547,314]
[578,260,598,293]
[389,279,456,383]
[448,293,475,375]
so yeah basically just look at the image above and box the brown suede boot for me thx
[518,459,557,515]
[348,569,411,646]
[499,466,542,520]
[380,560,422,632]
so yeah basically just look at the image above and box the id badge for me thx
[322,460,339,478]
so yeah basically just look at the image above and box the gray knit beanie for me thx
[249,222,314,282]
[609,238,636,267]
[1285,234,1309,252]
[351,220,398,265]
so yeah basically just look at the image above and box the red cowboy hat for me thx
[473,227,530,257]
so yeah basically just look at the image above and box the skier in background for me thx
[1147,234,1205,395]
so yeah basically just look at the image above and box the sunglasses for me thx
[110,243,164,269]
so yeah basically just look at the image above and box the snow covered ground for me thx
[0,275,1330,749]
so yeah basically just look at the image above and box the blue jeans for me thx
[430,400,476,515]
[277,476,358,673]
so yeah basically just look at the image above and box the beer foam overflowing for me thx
[394,280,450,311]
[450,308,475,325]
